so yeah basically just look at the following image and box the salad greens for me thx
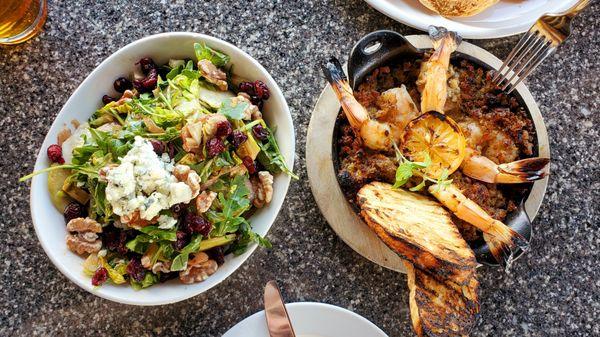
[22,42,295,289]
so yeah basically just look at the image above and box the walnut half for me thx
[252,171,274,208]
[173,164,201,198]
[198,59,228,91]
[66,217,103,255]
[179,252,218,284]
[196,190,217,213]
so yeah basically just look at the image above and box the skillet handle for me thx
[348,30,420,88]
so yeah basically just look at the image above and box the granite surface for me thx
[0,1,598,336]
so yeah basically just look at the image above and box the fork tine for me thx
[502,39,550,90]
[496,33,545,87]
[506,46,556,94]
[492,32,534,83]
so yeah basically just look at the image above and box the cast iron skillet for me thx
[332,30,535,267]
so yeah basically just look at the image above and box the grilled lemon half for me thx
[402,111,466,179]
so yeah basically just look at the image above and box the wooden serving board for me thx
[306,35,550,273]
[306,81,407,273]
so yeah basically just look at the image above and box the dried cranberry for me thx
[182,213,212,237]
[47,144,64,164]
[215,120,233,139]
[91,267,108,286]
[228,130,248,148]
[238,81,255,94]
[133,68,158,93]
[149,139,165,155]
[102,95,116,105]
[138,57,156,74]
[242,156,257,174]
[206,138,225,157]
[126,257,146,282]
[113,77,132,93]
[159,271,178,283]
[170,203,185,217]
[252,124,269,141]
[255,100,264,111]
[254,80,270,100]
[63,202,84,222]
[102,228,129,255]
[207,247,225,265]
[250,95,261,105]
[173,231,189,251]
[166,142,176,158]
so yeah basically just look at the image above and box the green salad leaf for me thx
[130,272,159,290]
[256,124,298,179]
[194,42,230,67]
[206,175,252,236]
[218,98,248,120]
[227,222,272,256]
[139,226,178,242]
[170,234,203,271]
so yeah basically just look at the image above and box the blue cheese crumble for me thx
[105,136,194,221]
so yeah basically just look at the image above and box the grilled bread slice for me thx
[405,262,479,337]
[357,182,476,285]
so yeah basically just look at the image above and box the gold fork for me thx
[492,0,592,93]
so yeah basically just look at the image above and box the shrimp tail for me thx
[322,57,370,131]
[429,183,529,269]
[322,57,350,96]
[429,26,462,52]
[483,228,529,270]
[462,150,550,184]
[496,157,550,183]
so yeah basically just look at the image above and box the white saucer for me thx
[223,302,389,337]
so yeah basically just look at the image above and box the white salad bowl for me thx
[29,32,295,305]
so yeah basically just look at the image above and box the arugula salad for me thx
[22,43,296,289]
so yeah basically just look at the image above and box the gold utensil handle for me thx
[563,0,592,16]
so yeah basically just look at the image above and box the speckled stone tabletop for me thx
[1,1,598,336]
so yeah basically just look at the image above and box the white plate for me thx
[364,0,579,39]
[28,32,295,305]
[223,302,389,337]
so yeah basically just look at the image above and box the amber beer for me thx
[0,0,47,45]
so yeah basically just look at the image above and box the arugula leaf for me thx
[218,98,248,120]
[206,175,252,236]
[166,65,183,80]
[170,234,202,271]
[255,124,298,179]
[125,234,153,254]
[227,222,272,256]
[198,234,237,251]
[182,68,200,80]
[139,226,178,242]
[88,179,112,222]
[194,42,230,67]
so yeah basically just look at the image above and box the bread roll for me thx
[419,0,499,17]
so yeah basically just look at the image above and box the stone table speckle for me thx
[0,1,598,336]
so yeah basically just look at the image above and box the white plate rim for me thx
[364,0,579,39]
[223,302,389,337]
